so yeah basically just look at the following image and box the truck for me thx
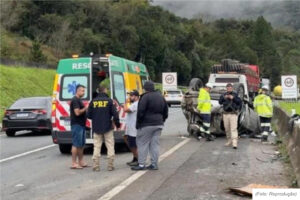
[182,59,261,137]
[209,59,260,103]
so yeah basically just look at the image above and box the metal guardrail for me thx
[0,58,56,69]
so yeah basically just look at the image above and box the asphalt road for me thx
[0,106,290,200]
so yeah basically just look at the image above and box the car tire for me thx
[59,144,72,154]
[188,78,203,92]
[233,83,245,100]
[6,130,15,137]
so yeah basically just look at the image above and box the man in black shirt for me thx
[219,83,242,149]
[70,85,88,169]
[131,81,168,171]
[87,85,120,171]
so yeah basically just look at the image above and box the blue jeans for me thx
[71,125,86,148]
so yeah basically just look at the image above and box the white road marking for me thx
[98,138,191,200]
[168,109,182,114]
[0,144,56,164]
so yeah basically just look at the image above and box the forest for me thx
[1,0,300,87]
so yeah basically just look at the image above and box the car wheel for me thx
[59,144,72,154]
[233,83,245,100]
[188,78,203,92]
[6,130,15,137]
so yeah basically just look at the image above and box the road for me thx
[0,107,290,200]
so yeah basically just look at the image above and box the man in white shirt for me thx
[124,90,139,166]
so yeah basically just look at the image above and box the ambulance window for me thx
[112,73,126,104]
[141,76,148,88]
[61,75,89,100]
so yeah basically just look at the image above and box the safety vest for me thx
[253,94,273,118]
[197,88,211,114]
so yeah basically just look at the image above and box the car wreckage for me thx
[181,78,261,137]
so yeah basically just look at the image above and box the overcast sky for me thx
[152,0,296,21]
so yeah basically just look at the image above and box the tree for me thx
[30,40,46,63]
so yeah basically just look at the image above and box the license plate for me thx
[16,113,29,118]
[64,119,70,126]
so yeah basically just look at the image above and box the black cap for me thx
[128,90,139,96]
[226,83,233,87]
[144,81,155,92]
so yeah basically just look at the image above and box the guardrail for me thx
[0,58,56,69]
[273,106,300,184]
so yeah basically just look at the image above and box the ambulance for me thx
[51,54,149,153]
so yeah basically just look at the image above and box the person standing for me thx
[70,85,88,169]
[131,81,168,170]
[123,90,139,166]
[219,83,242,149]
[254,85,273,142]
[87,85,120,171]
[197,83,214,141]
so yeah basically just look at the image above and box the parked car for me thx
[164,89,183,107]
[2,96,52,136]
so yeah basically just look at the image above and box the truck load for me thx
[209,59,260,102]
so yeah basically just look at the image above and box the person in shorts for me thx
[70,85,88,169]
[123,90,139,166]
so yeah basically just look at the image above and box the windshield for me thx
[215,78,239,83]
[11,98,47,108]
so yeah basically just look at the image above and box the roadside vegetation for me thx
[279,101,300,115]
[0,65,55,120]
[1,0,300,87]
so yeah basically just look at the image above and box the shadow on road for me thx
[13,131,51,137]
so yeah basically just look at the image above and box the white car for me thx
[164,89,183,107]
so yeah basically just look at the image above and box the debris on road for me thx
[229,183,288,196]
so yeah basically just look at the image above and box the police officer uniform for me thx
[87,92,120,171]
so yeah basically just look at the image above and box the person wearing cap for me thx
[197,83,214,141]
[254,85,273,142]
[219,83,242,149]
[123,90,139,166]
[131,81,168,171]
[87,85,121,171]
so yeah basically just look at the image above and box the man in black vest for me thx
[219,83,242,149]
[87,85,120,171]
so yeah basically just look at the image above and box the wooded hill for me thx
[1,0,300,88]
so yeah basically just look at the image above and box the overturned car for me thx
[181,78,261,137]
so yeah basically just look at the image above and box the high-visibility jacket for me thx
[197,88,211,114]
[253,94,273,118]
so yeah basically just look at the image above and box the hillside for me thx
[0,65,56,119]
[1,0,300,87]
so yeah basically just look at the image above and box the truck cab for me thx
[208,59,260,105]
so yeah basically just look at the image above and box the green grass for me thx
[0,65,56,120]
[279,101,300,115]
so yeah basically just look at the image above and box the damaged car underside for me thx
[181,78,261,137]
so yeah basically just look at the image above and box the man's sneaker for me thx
[93,166,100,172]
[107,166,114,171]
[126,158,137,166]
[206,134,214,141]
[146,164,158,170]
[128,161,139,166]
[261,135,268,142]
[131,165,146,171]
